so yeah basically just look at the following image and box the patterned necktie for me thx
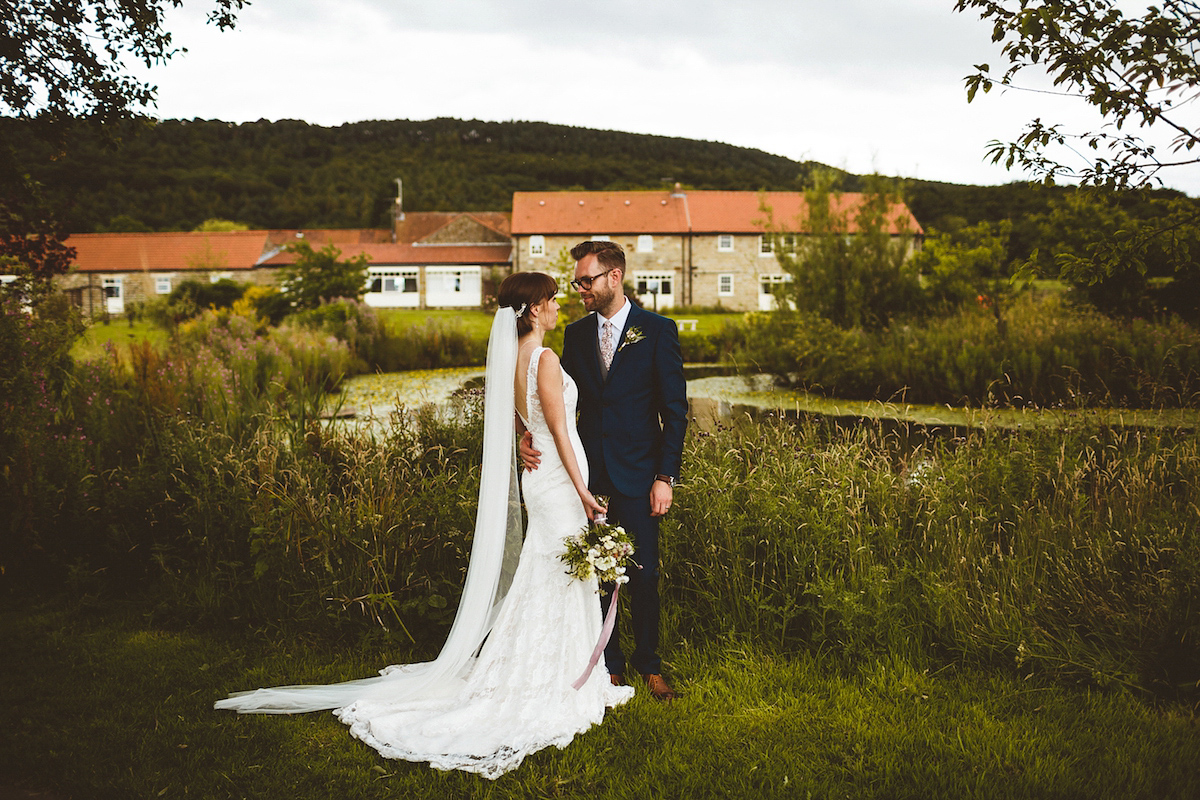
[600,320,615,371]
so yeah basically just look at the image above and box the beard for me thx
[582,280,621,317]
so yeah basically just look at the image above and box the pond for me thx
[332,368,1199,432]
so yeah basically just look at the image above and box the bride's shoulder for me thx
[536,346,561,370]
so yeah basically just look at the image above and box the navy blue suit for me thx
[561,302,688,676]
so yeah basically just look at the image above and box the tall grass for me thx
[5,293,1197,700]
[684,295,1200,407]
[288,300,486,372]
[668,415,1200,695]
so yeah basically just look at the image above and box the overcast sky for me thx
[138,0,1199,196]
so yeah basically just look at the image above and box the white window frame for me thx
[758,235,774,257]
[154,275,173,295]
[209,271,234,284]
[590,235,610,242]
[718,273,734,296]
[529,235,545,257]
[717,234,734,252]
[637,234,654,252]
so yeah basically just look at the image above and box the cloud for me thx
[141,1,1197,194]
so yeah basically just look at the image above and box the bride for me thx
[215,271,634,778]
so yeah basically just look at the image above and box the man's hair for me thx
[570,240,625,275]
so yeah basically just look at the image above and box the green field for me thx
[70,318,169,361]
[2,598,1195,800]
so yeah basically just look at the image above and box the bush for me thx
[732,295,1200,407]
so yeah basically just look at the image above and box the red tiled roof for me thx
[65,231,277,273]
[394,212,511,243]
[512,192,688,235]
[512,190,923,236]
[262,242,512,267]
[267,229,392,247]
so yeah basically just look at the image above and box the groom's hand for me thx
[518,431,541,472]
[650,479,673,517]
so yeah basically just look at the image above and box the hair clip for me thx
[516,303,528,316]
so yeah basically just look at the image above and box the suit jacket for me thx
[561,302,688,498]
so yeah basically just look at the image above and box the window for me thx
[760,274,792,293]
[718,274,734,296]
[154,276,172,294]
[209,271,234,283]
[590,235,610,242]
[718,234,734,252]
[636,278,672,295]
[637,234,654,252]
[759,236,773,256]
[103,277,122,298]
[529,235,545,257]
[368,269,419,293]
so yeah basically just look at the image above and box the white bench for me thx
[675,319,698,332]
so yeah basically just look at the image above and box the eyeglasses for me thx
[569,268,615,291]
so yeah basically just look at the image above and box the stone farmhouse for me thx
[53,188,922,315]
[512,189,924,312]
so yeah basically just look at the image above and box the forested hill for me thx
[2,116,1190,235]
[5,117,824,232]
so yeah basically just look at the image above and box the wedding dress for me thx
[215,308,632,780]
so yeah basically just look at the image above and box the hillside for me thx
[2,117,1191,260]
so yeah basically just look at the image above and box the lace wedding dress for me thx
[216,311,632,780]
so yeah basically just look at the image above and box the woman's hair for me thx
[497,271,559,337]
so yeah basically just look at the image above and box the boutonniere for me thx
[618,326,646,352]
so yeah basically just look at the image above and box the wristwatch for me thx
[654,474,677,488]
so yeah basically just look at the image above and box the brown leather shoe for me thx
[640,673,678,701]
[609,673,625,687]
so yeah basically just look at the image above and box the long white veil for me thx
[215,307,524,713]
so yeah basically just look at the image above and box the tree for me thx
[764,173,922,330]
[0,1,245,287]
[957,0,1200,190]
[957,1,1200,301]
[280,241,369,311]
[1,0,245,128]
[194,218,250,232]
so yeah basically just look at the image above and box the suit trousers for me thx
[598,489,661,677]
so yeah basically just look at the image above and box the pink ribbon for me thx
[572,583,621,690]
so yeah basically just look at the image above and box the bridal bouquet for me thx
[562,516,635,588]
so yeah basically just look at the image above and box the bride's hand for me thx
[580,491,607,522]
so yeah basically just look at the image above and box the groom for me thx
[522,240,688,701]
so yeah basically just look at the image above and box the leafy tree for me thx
[957,0,1200,302]
[0,1,245,287]
[1,1,245,128]
[957,0,1200,190]
[764,173,922,330]
[1026,191,1200,318]
[280,241,369,311]
[912,220,1014,308]
[194,218,250,232]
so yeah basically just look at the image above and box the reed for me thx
[668,414,1200,695]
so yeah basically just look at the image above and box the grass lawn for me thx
[2,598,1196,799]
[375,308,496,339]
[71,319,169,361]
[376,308,743,338]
